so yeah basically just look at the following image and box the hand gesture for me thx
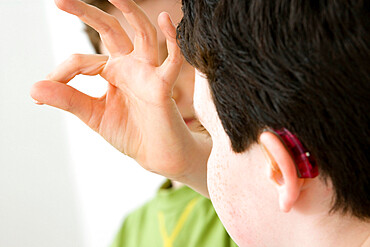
[31,0,210,194]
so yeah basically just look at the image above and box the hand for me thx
[31,0,211,195]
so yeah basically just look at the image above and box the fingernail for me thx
[32,99,44,105]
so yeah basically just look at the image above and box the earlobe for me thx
[260,131,304,213]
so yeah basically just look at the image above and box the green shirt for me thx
[110,180,238,247]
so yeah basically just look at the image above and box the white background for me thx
[0,1,164,246]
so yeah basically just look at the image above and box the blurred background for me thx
[0,0,163,246]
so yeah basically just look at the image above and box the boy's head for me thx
[178,0,369,245]
[84,0,200,131]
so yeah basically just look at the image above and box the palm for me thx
[94,57,174,160]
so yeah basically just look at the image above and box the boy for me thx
[31,0,370,246]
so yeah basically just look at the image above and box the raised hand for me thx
[31,0,211,195]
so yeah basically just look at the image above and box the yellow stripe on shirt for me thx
[158,197,199,247]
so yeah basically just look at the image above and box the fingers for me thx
[109,0,159,64]
[31,53,109,126]
[47,54,108,83]
[157,12,183,86]
[30,80,103,126]
[54,0,133,56]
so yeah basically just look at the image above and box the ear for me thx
[259,131,304,213]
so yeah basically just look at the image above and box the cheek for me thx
[207,143,247,243]
[207,141,267,246]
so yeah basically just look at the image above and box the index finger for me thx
[55,0,133,56]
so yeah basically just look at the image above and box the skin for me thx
[102,0,199,131]
[31,0,370,246]
[194,70,370,247]
[100,1,200,189]
[31,0,211,196]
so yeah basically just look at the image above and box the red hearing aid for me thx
[267,128,319,178]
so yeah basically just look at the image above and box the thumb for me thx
[30,80,103,125]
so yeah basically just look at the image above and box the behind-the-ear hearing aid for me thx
[262,128,319,178]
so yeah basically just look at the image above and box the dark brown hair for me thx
[177,0,370,219]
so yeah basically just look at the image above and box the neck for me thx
[297,179,370,246]
[281,212,370,247]
[322,215,369,247]
[268,177,370,247]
